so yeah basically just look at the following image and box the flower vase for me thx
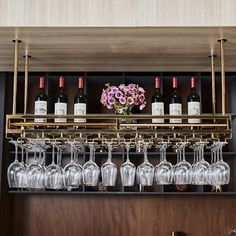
[115,106,136,130]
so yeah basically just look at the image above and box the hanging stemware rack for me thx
[4,38,235,194]
[6,114,232,143]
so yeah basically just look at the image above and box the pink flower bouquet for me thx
[100,83,146,114]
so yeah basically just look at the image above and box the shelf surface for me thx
[0,27,236,72]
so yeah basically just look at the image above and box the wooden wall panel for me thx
[9,194,236,236]
[0,0,236,27]
[0,194,13,236]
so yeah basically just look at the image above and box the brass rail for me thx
[12,39,21,115]
[218,39,227,115]
[209,53,216,114]
[5,114,232,142]
[23,54,31,114]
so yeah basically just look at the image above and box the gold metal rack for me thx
[5,38,232,144]
[6,114,232,142]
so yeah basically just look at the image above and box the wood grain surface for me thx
[0,27,236,72]
[0,0,236,27]
[4,194,236,236]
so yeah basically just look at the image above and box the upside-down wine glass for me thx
[154,142,173,185]
[120,142,136,186]
[211,142,230,185]
[27,142,46,190]
[83,142,100,186]
[63,141,83,191]
[192,142,210,185]
[7,140,26,189]
[101,142,117,186]
[174,142,192,185]
[136,142,154,186]
[45,142,63,190]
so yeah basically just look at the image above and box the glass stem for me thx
[33,149,37,161]
[108,146,112,163]
[70,144,73,162]
[220,145,223,161]
[144,148,148,163]
[212,149,214,163]
[58,150,62,167]
[163,147,167,161]
[182,146,186,161]
[89,146,93,161]
[25,149,29,165]
[21,146,24,163]
[193,149,196,164]
[14,143,18,161]
[176,149,179,164]
[52,145,55,164]
[201,147,204,161]
[39,149,42,164]
[126,147,130,162]
[42,150,46,166]
[217,147,220,162]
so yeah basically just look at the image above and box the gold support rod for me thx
[209,53,216,114]
[218,39,227,115]
[12,39,21,115]
[23,54,31,114]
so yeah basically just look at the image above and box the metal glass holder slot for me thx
[5,114,232,142]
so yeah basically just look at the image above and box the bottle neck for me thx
[78,87,84,94]
[59,86,64,92]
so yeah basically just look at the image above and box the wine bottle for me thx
[187,77,200,123]
[169,77,182,123]
[74,77,87,123]
[54,76,67,123]
[152,77,164,123]
[34,76,48,122]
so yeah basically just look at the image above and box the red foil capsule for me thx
[191,77,196,88]
[172,77,178,88]
[155,77,161,89]
[78,77,84,89]
[39,76,45,89]
[59,76,65,88]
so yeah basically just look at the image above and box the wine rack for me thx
[6,114,232,142]
[3,38,236,195]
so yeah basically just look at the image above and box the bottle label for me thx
[169,103,182,123]
[55,102,67,122]
[152,102,164,123]
[34,101,47,122]
[188,101,200,123]
[74,103,86,123]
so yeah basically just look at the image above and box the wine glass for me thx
[45,142,63,190]
[136,142,154,186]
[192,142,210,185]
[211,142,230,185]
[7,140,27,189]
[101,143,117,186]
[154,142,173,185]
[63,141,83,191]
[120,142,136,186]
[83,142,100,186]
[174,142,192,185]
[27,144,46,191]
